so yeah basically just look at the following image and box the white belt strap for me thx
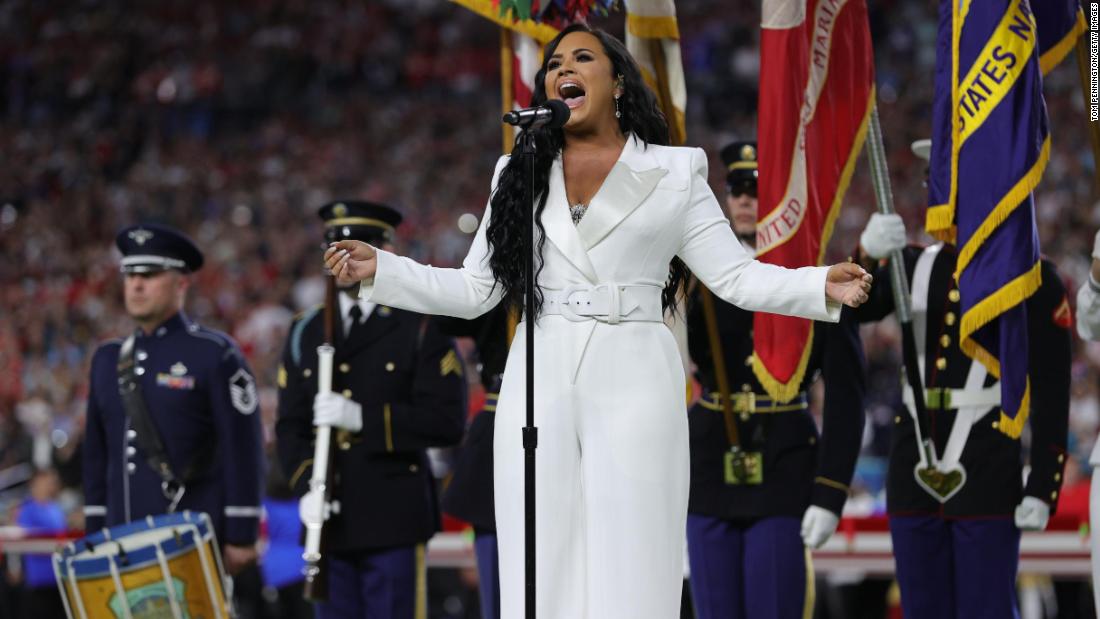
[83,505,107,517]
[900,243,942,444]
[938,363,994,472]
[910,243,942,381]
[542,284,664,323]
[225,506,263,518]
[902,383,1001,411]
[902,243,1000,473]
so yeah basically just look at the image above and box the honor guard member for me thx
[83,223,264,574]
[438,305,512,619]
[276,201,466,619]
[685,142,867,619]
[855,140,1071,619]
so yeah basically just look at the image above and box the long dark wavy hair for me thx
[485,23,690,317]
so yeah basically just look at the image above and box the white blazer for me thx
[363,134,839,372]
[361,134,840,618]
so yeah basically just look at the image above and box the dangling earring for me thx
[615,74,625,119]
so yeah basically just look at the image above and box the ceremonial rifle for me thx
[302,275,339,600]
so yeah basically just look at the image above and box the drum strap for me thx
[117,333,216,512]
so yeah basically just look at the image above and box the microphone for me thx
[502,99,570,129]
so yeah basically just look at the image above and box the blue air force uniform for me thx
[684,142,866,619]
[83,224,264,547]
[275,201,466,619]
[856,243,1071,619]
[439,306,512,619]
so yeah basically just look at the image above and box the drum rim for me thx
[61,512,210,555]
[54,512,215,578]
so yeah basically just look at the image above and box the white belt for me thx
[902,385,1001,411]
[541,283,664,324]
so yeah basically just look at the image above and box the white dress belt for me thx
[541,283,664,324]
[902,385,1001,411]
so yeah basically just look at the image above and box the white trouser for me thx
[1091,467,1100,619]
[493,318,689,618]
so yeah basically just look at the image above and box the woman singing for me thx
[325,24,871,619]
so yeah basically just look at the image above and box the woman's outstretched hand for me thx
[324,240,378,287]
[825,262,873,308]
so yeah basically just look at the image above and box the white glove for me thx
[298,488,328,527]
[800,505,841,549]
[1014,496,1051,531]
[1092,229,1100,260]
[313,392,363,432]
[1077,279,1100,340]
[859,213,907,260]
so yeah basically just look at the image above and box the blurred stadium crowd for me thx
[1,0,1098,616]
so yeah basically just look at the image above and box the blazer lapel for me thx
[543,160,599,283]
[575,136,667,250]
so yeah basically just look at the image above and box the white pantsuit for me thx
[361,135,839,618]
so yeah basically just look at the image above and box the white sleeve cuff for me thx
[359,248,394,303]
[824,297,842,322]
[811,265,841,323]
[358,278,376,300]
[224,506,263,519]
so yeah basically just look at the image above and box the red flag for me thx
[752,0,875,401]
[500,28,543,152]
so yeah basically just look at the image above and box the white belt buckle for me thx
[558,284,591,322]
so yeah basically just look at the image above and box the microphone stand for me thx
[504,100,565,619]
[517,124,539,619]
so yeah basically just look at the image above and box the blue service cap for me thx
[115,223,204,274]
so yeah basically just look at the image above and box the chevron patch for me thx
[440,350,463,377]
[229,369,258,414]
[1052,295,1072,329]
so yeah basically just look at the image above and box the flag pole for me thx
[501,27,516,154]
[864,104,937,471]
[698,287,744,450]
